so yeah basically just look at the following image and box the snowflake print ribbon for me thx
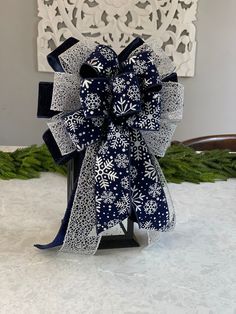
[35,37,184,254]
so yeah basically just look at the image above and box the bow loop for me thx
[80,78,111,118]
[80,45,119,79]
[112,72,142,117]
[123,50,162,93]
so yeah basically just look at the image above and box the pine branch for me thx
[0,143,236,183]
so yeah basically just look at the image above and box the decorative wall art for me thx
[37,0,198,76]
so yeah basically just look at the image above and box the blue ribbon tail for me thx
[34,184,77,250]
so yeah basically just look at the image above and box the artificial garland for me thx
[0,143,235,183]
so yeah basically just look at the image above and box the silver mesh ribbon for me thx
[45,38,184,254]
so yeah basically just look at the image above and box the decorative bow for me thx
[35,37,184,254]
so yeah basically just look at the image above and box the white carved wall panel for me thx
[37,0,198,76]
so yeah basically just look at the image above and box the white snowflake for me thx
[127,85,140,101]
[69,133,84,151]
[112,77,126,93]
[148,183,162,198]
[99,47,115,61]
[115,193,130,215]
[113,97,138,116]
[130,130,147,161]
[95,156,118,189]
[121,177,129,189]
[87,58,103,72]
[84,93,101,110]
[107,219,120,229]
[108,124,129,149]
[114,154,129,168]
[135,101,160,130]
[144,160,158,180]
[91,117,104,127]
[144,200,158,214]
[130,166,138,179]
[133,59,148,75]
[81,79,92,89]
[131,186,145,211]
[100,190,116,204]
[64,112,85,132]
[144,160,157,181]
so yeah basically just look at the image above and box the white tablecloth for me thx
[0,170,235,313]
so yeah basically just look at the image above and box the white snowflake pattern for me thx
[108,124,129,149]
[144,160,158,180]
[84,93,101,110]
[114,153,129,168]
[91,117,104,127]
[144,200,158,214]
[127,85,140,101]
[106,219,120,229]
[130,166,138,179]
[112,77,126,93]
[81,79,92,89]
[115,193,130,215]
[133,59,148,75]
[100,190,116,204]
[64,112,85,132]
[148,183,162,198]
[69,133,84,151]
[95,156,118,189]
[131,185,145,211]
[121,177,129,189]
[130,130,147,161]
[136,101,160,130]
[99,47,116,61]
[87,58,103,72]
[113,97,138,116]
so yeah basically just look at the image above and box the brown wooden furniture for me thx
[182,134,236,152]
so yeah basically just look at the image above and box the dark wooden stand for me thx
[67,155,139,250]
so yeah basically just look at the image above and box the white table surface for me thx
[0,149,235,313]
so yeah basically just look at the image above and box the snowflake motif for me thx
[108,124,129,149]
[127,85,140,101]
[142,221,156,230]
[99,47,116,61]
[130,130,147,161]
[130,166,138,179]
[131,186,145,211]
[107,219,120,229]
[64,112,85,132]
[144,160,158,180]
[100,190,116,204]
[112,77,126,93]
[114,154,129,168]
[144,200,158,214]
[91,117,104,127]
[69,133,84,151]
[115,193,130,215]
[148,183,162,198]
[95,156,118,189]
[136,101,161,130]
[84,93,101,110]
[121,177,129,190]
[87,58,103,72]
[133,59,148,75]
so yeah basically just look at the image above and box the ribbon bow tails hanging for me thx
[35,37,184,255]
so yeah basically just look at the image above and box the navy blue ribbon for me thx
[35,37,176,249]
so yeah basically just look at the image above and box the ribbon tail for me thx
[129,129,171,231]
[60,142,101,255]
[34,184,77,250]
[95,122,131,234]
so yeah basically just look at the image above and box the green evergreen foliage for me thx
[159,144,236,183]
[0,145,67,180]
[0,144,235,183]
